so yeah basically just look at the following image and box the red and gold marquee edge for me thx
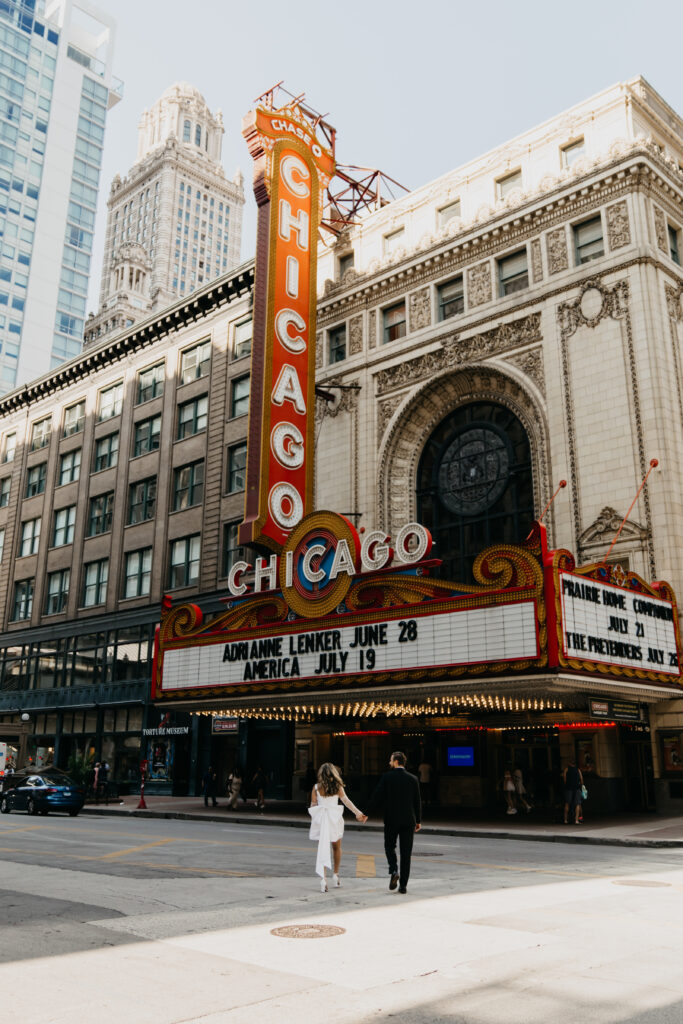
[151,519,683,704]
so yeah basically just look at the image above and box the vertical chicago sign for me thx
[239,95,335,552]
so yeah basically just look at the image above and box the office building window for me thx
[338,251,354,279]
[561,138,585,169]
[2,432,16,463]
[93,433,119,471]
[0,476,9,508]
[58,449,81,486]
[496,170,522,200]
[437,200,461,229]
[233,320,252,360]
[123,548,152,598]
[30,417,51,451]
[230,377,249,419]
[383,228,404,255]
[45,569,70,615]
[133,416,161,457]
[177,396,208,439]
[82,558,108,607]
[574,216,604,265]
[20,517,41,556]
[63,400,85,437]
[669,225,680,265]
[173,460,204,511]
[53,506,76,547]
[180,340,211,384]
[169,534,200,588]
[88,492,114,536]
[437,276,464,321]
[128,476,157,524]
[222,521,248,576]
[25,463,47,497]
[383,301,407,344]
[183,120,191,143]
[498,249,529,296]
[12,579,34,621]
[98,381,124,421]
[329,324,346,363]
[136,361,165,404]
[0,527,3,562]
[227,443,246,493]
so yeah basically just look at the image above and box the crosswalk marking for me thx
[356,853,376,877]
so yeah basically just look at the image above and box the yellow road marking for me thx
[356,854,376,877]
[0,825,44,833]
[96,838,178,860]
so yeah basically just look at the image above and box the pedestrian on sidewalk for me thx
[251,766,267,811]
[308,762,367,893]
[369,751,421,894]
[513,765,533,813]
[563,758,584,824]
[501,767,517,815]
[227,767,242,810]
[417,759,433,806]
[202,766,218,808]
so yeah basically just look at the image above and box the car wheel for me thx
[68,809,79,817]
[26,798,37,816]
[0,796,9,814]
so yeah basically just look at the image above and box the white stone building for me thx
[84,83,244,346]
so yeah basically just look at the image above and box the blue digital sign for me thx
[447,746,474,767]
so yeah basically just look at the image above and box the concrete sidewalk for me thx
[81,794,683,848]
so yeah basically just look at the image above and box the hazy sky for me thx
[87,0,683,311]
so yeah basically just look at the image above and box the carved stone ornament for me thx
[315,379,360,422]
[349,314,363,355]
[409,287,431,332]
[467,261,492,308]
[531,238,543,284]
[665,283,683,322]
[546,227,569,275]
[653,204,668,252]
[368,310,377,349]
[376,311,542,395]
[558,278,628,339]
[504,347,545,396]
[578,506,648,548]
[606,200,631,250]
[377,394,403,439]
[315,331,323,369]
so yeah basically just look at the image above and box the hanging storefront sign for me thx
[211,717,240,734]
[589,699,642,722]
[239,97,335,553]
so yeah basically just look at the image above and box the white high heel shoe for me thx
[333,874,341,888]
[320,877,328,893]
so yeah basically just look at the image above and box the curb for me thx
[80,806,683,849]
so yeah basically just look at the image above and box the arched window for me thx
[416,401,534,583]
[183,120,191,143]
[195,123,201,147]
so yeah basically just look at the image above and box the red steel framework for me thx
[253,83,410,235]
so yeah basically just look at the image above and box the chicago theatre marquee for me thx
[153,83,683,815]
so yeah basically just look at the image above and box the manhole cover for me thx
[612,880,671,888]
[413,852,444,857]
[271,924,346,939]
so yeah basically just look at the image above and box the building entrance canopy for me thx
[152,513,683,711]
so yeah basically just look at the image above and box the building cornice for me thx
[0,261,254,415]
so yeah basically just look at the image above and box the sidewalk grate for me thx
[271,924,346,939]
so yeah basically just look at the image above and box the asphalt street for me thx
[2,813,683,1022]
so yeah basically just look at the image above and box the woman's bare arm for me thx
[310,787,318,806]
[339,787,366,821]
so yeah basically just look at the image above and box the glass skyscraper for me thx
[0,0,119,393]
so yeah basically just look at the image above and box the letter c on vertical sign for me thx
[275,308,307,354]
[280,154,310,198]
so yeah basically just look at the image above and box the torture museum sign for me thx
[152,90,683,707]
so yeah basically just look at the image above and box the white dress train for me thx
[308,785,359,879]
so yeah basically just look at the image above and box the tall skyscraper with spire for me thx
[0,0,119,393]
[85,82,244,347]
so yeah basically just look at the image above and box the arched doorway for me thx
[416,401,534,582]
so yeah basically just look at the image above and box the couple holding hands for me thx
[308,752,422,894]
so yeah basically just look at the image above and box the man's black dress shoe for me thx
[399,887,407,893]
[389,872,399,890]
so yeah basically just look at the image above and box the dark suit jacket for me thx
[370,767,421,827]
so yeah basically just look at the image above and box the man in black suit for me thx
[370,751,421,893]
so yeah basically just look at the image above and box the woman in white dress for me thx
[308,763,367,892]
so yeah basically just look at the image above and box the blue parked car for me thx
[0,769,85,816]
